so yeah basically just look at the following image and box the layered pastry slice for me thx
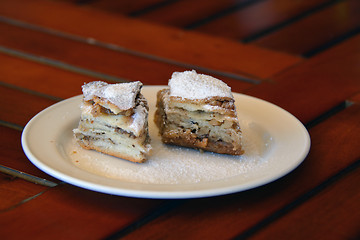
[155,70,243,155]
[73,81,151,163]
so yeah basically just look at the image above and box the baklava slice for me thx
[73,81,151,163]
[155,70,243,155]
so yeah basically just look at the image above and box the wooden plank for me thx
[0,53,95,99]
[129,0,248,28]
[195,0,331,41]
[250,166,360,240]
[350,92,360,103]
[75,0,167,15]
[0,23,253,91]
[255,0,360,55]
[0,52,252,100]
[0,172,48,211]
[0,183,163,239]
[120,103,360,240]
[246,34,360,124]
[0,21,181,85]
[69,0,166,15]
[0,85,57,127]
[0,0,302,79]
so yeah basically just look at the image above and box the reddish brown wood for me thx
[133,0,248,28]
[350,92,360,103]
[121,103,360,240]
[77,0,166,15]
[0,173,48,211]
[0,184,163,239]
[0,21,181,85]
[255,0,360,55]
[196,0,330,41]
[0,0,301,79]
[0,54,95,99]
[0,1,358,239]
[251,167,360,240]
[0,85,57,126]
[0,23,253,91]
[246,34,360,123]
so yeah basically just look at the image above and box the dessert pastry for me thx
[73,81,151,163]
[154,70,243,155]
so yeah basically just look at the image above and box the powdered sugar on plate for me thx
[66,113,273,184]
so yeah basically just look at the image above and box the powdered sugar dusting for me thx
[67,115,273,184]
[169,70,233,100]
[82,81,142,110]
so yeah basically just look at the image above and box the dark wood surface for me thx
[0,0,359,239]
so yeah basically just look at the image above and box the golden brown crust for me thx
[154,89,168,135]
[161,129,244,155]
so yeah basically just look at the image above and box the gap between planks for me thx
[304,101,353,129]
[129,0,182,17]
[0,165,58,188]
[0,46,130,84]
[184,0,265,30]
[303,27,360,57]
[0,81,64,102]
[240,0,343,43]
[104,199,186,240]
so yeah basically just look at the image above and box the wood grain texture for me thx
[120,102,360,240]
[0,0,301,79]
[77,0,167,14]
[195,0,331,40]
[246,34,360,123]
[250,165,360,240]
[0,85,57,126]
[0,23,253,91]
[130,0,248,27]
[255,0,360,55]
[0,1,358,239]
[0,53,94,99]
[0,21,184,85]
[350,92,360,103]
[0,184,163,239]
[0,172,48,212]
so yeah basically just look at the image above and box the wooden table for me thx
[1,0,359,239]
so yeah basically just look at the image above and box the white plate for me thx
[22,86,310,199]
